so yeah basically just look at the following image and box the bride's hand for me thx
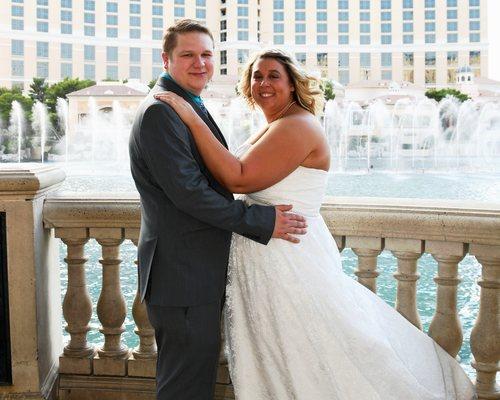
[154,91,199,125]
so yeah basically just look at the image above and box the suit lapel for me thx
[155,77,228,149]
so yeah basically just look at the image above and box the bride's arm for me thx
[155,92,317,193]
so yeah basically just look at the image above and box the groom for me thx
[129,20,306,400]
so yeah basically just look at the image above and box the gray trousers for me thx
[146,300,222,400]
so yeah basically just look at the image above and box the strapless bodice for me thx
[235,142,329,217]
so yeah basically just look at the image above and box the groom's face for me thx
[162,32,214,96]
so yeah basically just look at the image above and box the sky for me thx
[488,0,499,80]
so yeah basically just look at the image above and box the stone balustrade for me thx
[42,194,500,400]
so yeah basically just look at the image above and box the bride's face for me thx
[250,57,295,113]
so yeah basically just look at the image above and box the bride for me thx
[155,49,475,400]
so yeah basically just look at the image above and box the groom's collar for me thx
[158,72,204,107]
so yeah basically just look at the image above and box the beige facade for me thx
[1,0,488,91]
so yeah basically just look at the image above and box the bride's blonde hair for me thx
[238,49,324,116]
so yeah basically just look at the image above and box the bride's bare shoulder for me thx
[272,111,323,140]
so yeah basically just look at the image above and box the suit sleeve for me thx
[139,103,275,245]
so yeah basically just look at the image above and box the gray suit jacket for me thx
[129,77,275,306]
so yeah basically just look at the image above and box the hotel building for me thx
[0,0,488,91]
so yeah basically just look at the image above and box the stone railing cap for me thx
[0,164,66,196]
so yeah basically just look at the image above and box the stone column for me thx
[386,238,424,329]
[0,165,65,400]
[348,236,383,293]
[426,240,466,358]
[469,244,500,400]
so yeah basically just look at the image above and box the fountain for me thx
[56,98,69,163]
[10,101,24,163]
[32,101,49,163]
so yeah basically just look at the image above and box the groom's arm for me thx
[139,102,275,244]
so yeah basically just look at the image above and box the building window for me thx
[469,9,479,18]
[107,27,118,37]
[274,35,284,44]
[360,0,370,10]
[130,16,141,27]
[403,23,413,32]
[339,70,349,85]
[274,11,284,21]
[61,24,72,34]
[152,49,162,64]
[220,68,227,75]
[295,0,305,9]
[61,0,72,7]
[447,33,458,42]
[447,9,457,18]
[296,23,306,33]
[403,70,414,82]
[426,22,436,31]
[339,23,348,33]
[106,15,118,25]
[381,0,391,8]
[84,13,95,23]
[360,53,371,68]
[274,0,284,9]
[61,43,72,59]
[338,53,349,68]
[317,35,327,44]
[106,65,118,80]
[12,60,24,76]
[37,62,49,78]
[403,11,413,20]
[470,21,480,30]
[403,52,414,66]
[36,8,48,19]
[220,32,227,42]
[152,30,162,40]
[447,0,457,6]
[196,9,206,19]
[153,5,163,15]
[37,42,49,58]
[360,24,370,33]
[238,31,248,41]
[37,21,48,32]
[295,52,306,65]
[238,19,249,29]
[381,53,392,67]
[381,23,391,33]
[317,11,327,21]
[130,3,140,13]
[83,64,95,80]
[403,35,413,44]
[174,7,185,17]
[382,70,392,80]
[107,2,118,13]
[425,34,435,43]
[425,69,436,84]
[295,35,306,44]
[470,50,480,65]
[296,11,305,20]
[61,10,72,21]
[425,0,435,7]
[381,11,391,21]
[130,47,141,63]
[130,66,141,79]
[84,0,95,10]
[339,11,348,21]
[469,33,480,42]
[447,51,458,65]
[360,12,370,21]
[84,26,95,36]
[61,63,72,79]
[317,53,327,67]
[339,35,349,44]
[425,52,436,66]
[12,19,24,30]
[381,35,391,44]
[338,0,348,9]
[360,36,370,44]
[11,40,24,56]
[84,45,95,61]
[237,7,248,16]
[237,49,249,63]
[447,21,457,31]
[426,10,435,19]
[107,46,118,62]
[403,0,413,8]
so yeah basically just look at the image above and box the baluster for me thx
[59,233,95,374]
[128,236,157,378]
[347,237,382,293]
[93,233,129,376]
[386,238,423,329]
[427,241,466,358]
[469,244,500,399]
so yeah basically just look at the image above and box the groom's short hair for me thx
[163,19,214,56]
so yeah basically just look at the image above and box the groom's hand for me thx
[272,205,307,243]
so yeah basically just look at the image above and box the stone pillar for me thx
[386,238,424,329]
[0,165,65,400]
[469,244,500,400]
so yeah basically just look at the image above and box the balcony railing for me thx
[43,194,500,400]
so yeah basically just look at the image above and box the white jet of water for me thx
[10,101,24,162]
[56,98,69,163]
[32,101,49,163]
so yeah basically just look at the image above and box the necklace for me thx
[270,101,296,123]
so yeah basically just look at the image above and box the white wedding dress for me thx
[224,142,475,400]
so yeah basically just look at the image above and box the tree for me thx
[320,79,336,101]
[148,79,156,89]
[425,88,470,103]
[0,89,33,125]
[28,77,48,103]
